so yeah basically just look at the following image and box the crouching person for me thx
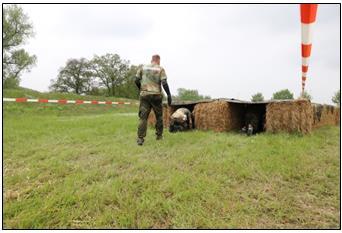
[241,112,259,136]
[169,108,193,133]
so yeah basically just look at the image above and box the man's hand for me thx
[167,95,172,106]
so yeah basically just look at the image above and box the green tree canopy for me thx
[3,5,37,88]
[332,90,340,106]
[174,88,211,101]
[272,89,294,100]
[90,54,129,96]
[251,92,264,102]
[49,58,92,94]
[115,65,140,99]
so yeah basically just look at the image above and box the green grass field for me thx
[3,91,341,229]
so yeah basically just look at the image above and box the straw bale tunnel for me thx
[146,98,340,134]
[312,103,340,128]
[192,100,267,132]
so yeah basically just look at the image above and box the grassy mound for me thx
[3,87,138,102]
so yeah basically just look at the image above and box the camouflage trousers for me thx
[137,94,163,139]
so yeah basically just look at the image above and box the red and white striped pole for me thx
[300,4,318,94]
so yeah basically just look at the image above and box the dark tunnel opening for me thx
[228,103,267,133]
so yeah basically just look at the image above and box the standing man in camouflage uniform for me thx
[134,55,172,146]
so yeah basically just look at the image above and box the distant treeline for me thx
[49,54,140,100]
[48,55,213,101]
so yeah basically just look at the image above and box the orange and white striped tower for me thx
[300,4,318,94]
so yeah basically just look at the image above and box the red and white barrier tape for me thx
[3,98,135,105]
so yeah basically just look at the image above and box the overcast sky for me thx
[17,4,340,104]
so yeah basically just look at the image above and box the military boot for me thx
[156,135,163,140]
[137,137,144,146]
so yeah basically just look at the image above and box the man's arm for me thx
[135,76,141,89]
[161,79,172,106]
[135,68,142,90]
[160,68,172,105]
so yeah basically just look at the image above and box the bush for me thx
[272,89,294,100]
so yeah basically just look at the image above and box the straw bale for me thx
[193,100,231,132]
[312,104,340,128]
[265,100,313,134]
[335,108,340,125]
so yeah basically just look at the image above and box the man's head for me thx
[151,54,160,65]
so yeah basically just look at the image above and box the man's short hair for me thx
[152,54,160,61]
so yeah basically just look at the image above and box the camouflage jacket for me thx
[136,64,167,96]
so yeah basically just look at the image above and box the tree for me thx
[272,89,294,100]
[3,5,37,88]
[49,58,92,94]
[90,54,129,96]
[332,90,340,106]
[115,65,140,99]
[251,92,264,102]
[300,91,312,101]
[175,88,211,101]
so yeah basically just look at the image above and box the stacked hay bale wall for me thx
[312,104,340,128]
[335,108,341,125]
[193,100,231,132]
[265,100,313,134]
